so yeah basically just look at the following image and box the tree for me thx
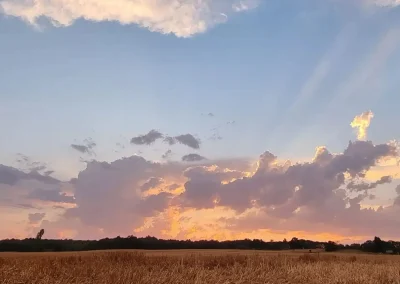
[36,229,45,240]
[289,237,300,249]
[325,241,338,252]
[373,236,384,253]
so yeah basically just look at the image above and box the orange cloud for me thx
[350,110,374,140]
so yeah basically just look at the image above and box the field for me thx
[1,250,400,284]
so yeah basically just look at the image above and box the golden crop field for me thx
[1,250,400,284]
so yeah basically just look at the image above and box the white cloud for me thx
[372,0,400,7]
[0,0,260,37]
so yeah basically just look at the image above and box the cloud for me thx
[162,150,172,159]
[0,165,71,217]
[71,138,97,155]
[54,156,186,238]
[209,128,223,141]
[4,137,400,240]
[232,0,259,12]
[182,154,207,162]
[15,154,49,173]
[179,140,399,236]
[163,134,201,149]
[372,0,400,7]
[163,137,176,146]
[347,175,392,191]
[140,177,164,192]
[0,164,59,186]
[27,188,75,204]
[174,134,201,149]
[350,111,374,140]
[2,111,400,241]
[28,213,46,224]
[0,0,260,37]
[131,130,163,145]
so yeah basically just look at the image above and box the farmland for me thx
[1,250,400,284]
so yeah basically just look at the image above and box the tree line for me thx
[0,230,398,254]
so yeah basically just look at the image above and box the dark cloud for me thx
[208,113,214,117]
[182,154,207,162]
[130,129,201,150]
[162,150,172,159]
[28,188,75,204]
[71,144,89,153]
[347,175,392,191]
[71,138,96,155]
[325,141,398,178]
[131,130,163,145]
[28,213,45,224]
[174,134,201,149]
[0,165,59,186]
[163,136,177,146]
[140,177,164,192]
[15,154,53,175]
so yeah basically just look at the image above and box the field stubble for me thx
[1,250,400,284]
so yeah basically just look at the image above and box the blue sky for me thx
[1,0,400,241]
[1,1,400,179]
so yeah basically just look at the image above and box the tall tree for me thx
[36,229,45,240]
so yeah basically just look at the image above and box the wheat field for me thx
[1,250,400,284]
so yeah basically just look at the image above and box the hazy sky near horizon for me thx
[1,0,400,243]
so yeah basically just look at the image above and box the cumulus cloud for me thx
[3,137,400,240]
[350,110,374,140]
[131,130,163,145]
[182,153,207,162]
[179,140,399,235]
[56,156,186,237]
[0,0,260,37]
[2,112,400,241]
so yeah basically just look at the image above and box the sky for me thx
[1,0,400,243]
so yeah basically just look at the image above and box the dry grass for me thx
[1,250,400,284]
